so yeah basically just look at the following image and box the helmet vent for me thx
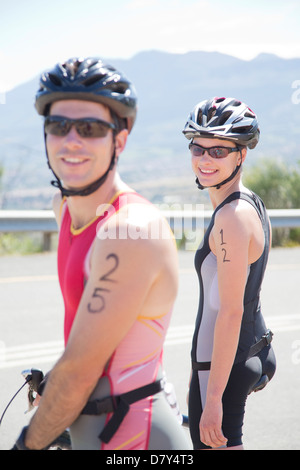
[63,59,82,78]
[48,73,62,86]
[83,74,106,87]
[108,82,128,94]
[233,125,253,134]
[232,116,243,124]
[231,100,242,107]
[245,110,256,118]
[196,108,203,124]
[207,107,216,123]
[217,110,232,125]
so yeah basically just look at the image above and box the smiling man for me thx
[13,57,190,451]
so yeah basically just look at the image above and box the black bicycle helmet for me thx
[35,57,137,133]
[35,57,137,197]
[182,97,260,149]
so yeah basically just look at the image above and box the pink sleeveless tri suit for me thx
[57,191,190,450]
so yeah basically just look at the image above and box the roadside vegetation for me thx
[243,158,300,246]
[0,232,44,256]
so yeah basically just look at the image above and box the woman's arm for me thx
[200,202,252,448]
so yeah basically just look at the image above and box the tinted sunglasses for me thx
[44,115,116,138]
[189,142,240,159]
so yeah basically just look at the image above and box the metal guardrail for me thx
[0,210,58,233]
[265,209,300,228]
[0,210,58,251]
[1,209,300,231]
[161,209,300,230]
[0,209,300,249]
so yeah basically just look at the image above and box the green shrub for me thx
[0,233,44,255]
[243,158,300,246]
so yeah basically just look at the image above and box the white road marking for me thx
[1,314,299,370]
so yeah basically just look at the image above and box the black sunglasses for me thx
[189,142,240,159]
[44,115,116,138]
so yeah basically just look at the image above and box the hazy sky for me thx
[1,0,299,92]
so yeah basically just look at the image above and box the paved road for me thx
[0,247,299,450]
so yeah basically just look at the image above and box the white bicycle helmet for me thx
[183,96,260,149]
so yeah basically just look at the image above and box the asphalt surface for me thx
[0,247,299,450]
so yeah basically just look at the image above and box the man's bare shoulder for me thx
[91,199,178,289]
[96,199,174,246]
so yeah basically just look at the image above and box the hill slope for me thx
[0,50,299,208]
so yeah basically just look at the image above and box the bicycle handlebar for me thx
[21,368,44,413]
[22,369,44,392]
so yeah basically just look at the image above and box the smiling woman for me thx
[182,97,276,450]
[189,138,245,191]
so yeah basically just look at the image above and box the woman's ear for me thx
[239,146,247,165]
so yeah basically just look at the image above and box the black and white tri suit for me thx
[188,191,276,449]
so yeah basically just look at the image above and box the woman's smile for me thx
[199,168,218,174]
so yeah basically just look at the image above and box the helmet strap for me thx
[195,162,242,191]
[45,131,117,197]
[195,146,243,191]
[50,151,116,197]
